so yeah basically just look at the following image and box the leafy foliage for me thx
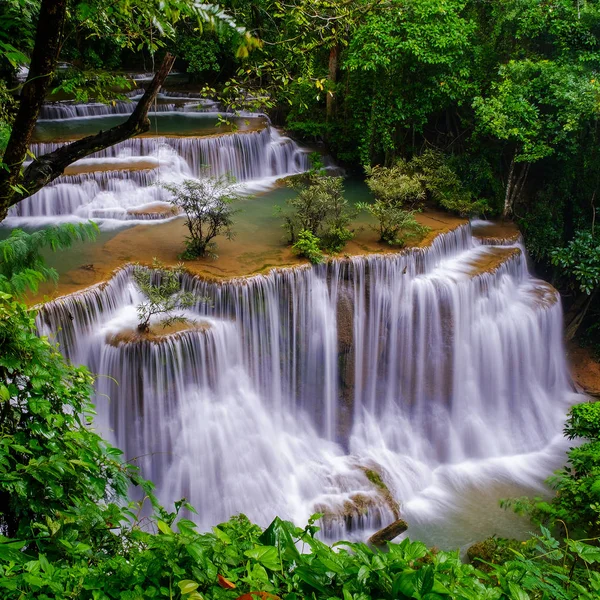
[359,161,430,246]
[358,200,427,247]
[132,259,198,332]
[0,293,139,545]
[552,231,600,295]
[162,176,241,259]
[504,400,600,540]
[365,151,487,217]
[0,223,98,297]
[292,229,324,264]
[282,175,354,252]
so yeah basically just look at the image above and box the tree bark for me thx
[0,0,176,222]
[503,150,529,220]
[326,44,339,120]
[564,288,598,341]
[0,0,67,220]
[503,153,515,220]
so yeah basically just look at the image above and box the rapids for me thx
[37,223,580,549]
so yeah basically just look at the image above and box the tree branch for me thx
[15,52,176,209]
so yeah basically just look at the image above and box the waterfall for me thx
[38,224,579,546]
[38,93,219,119]
[8,128,308,223]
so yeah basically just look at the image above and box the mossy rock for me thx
[467,537,535,572]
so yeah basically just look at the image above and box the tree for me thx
[343,0,475,164]
[359,160,431,246]
[473,60,600,218]
[162,176,240,258]
[282,175,355,252]
[133,260,198,333]
[0,0,254,221]
[358,200,427,246]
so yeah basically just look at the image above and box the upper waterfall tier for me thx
[39,94,219,119]
[37,224,580,546]
[8,128,308,224]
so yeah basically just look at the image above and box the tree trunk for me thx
[503,153,515,220]
[564,288,598,341]
[503,149,529,220]
[326,44,339,120]
[0,0,67,220]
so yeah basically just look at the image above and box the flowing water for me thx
[37,224,579,549]
[12,97,581,550]
[7,126,308,226]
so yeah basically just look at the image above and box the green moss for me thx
[467,537,536,572]
[363,468,386,490]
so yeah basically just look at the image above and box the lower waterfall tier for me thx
[38,223,581,548]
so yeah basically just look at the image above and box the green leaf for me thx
[568,540,600,564]
[212,525,231,545]
[157,520,173,535]
[508,582,530,600]
[244,545,280,571]
[178,580,200,594]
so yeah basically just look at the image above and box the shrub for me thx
[132,259,198,333]
[412,150,489,216]
[292,229,324,264]
[282,175,355,252]
[358,200,428,246]
[366,151,488,217]
[365,162,426,208]
[162,176,240,259]
[551,230,600,295]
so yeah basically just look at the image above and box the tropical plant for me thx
[0,222,98,297]
[365,163,426,209]
[162,176,241,259]
[503,400,600,539]
[132,259,198,332]
[552,231,600,296]
[0,292,140,545]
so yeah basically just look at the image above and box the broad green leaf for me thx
[157,520,173,535]
[245,545,280,571]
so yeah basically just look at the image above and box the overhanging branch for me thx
[14,53,176,208]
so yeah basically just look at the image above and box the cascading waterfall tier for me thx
[38,96,219,119]
[38,223,581,547]
[8,127,308,224]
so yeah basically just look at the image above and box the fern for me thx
[0,222,98,297]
